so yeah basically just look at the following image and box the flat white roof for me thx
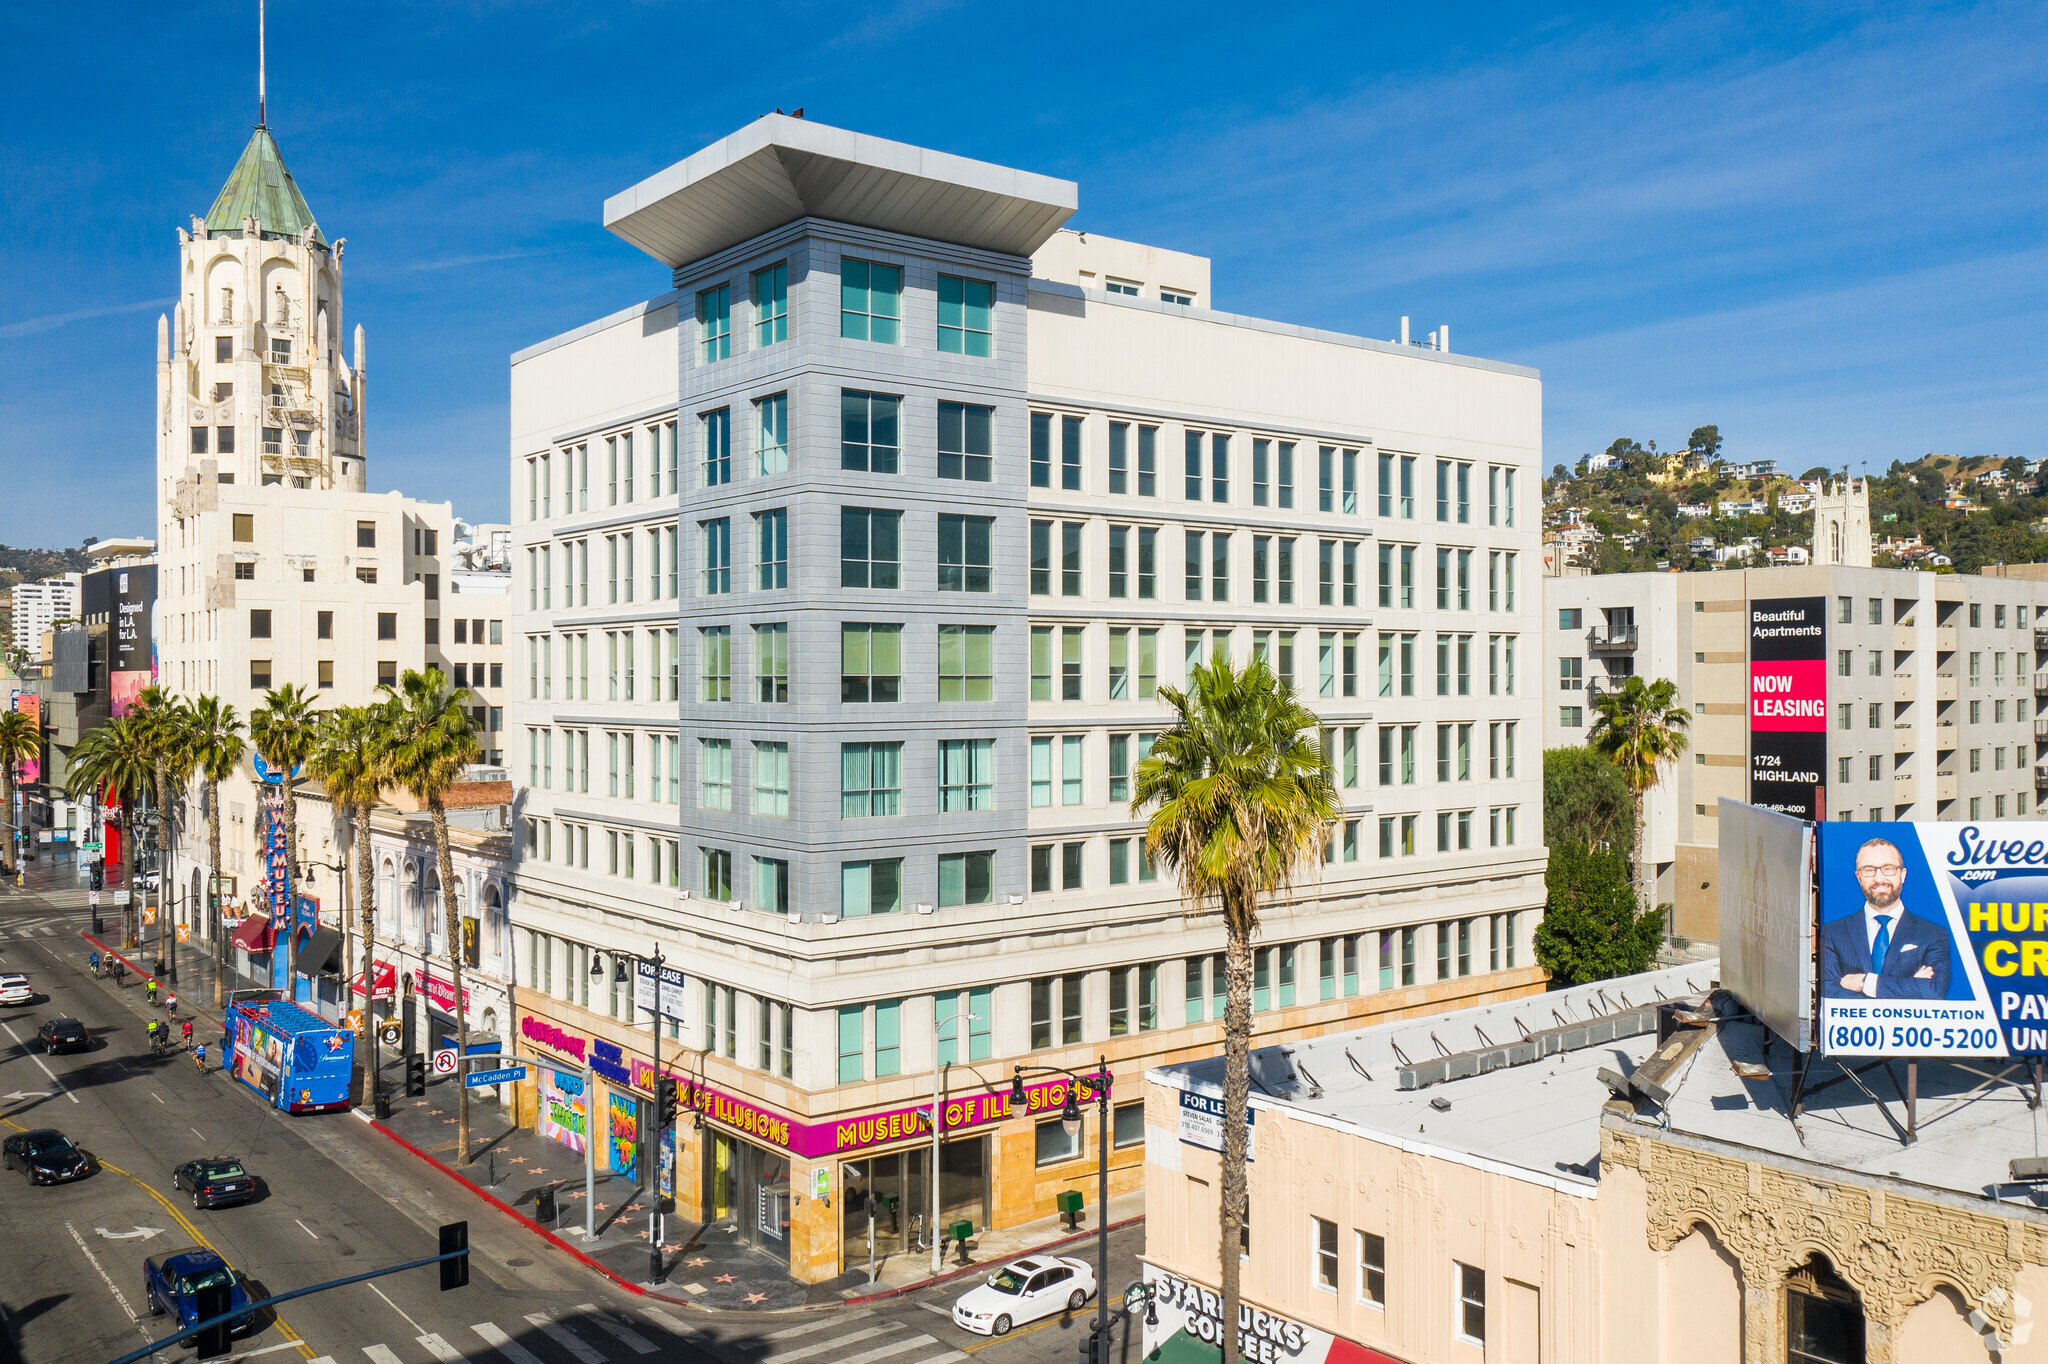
[604,114,1077,270]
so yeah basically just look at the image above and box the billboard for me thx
[1717,799,1815,1050]
[1817,822,2020,1057]
[1748,596,1827,821]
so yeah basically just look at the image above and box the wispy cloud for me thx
[0,297,176,340]
[392,248,540,274]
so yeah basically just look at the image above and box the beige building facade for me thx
[1144,963,2048,1364]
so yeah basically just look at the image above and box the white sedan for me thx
[952,1255,1095,1336]
[0,975,33,1007]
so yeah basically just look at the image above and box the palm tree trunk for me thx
[1635,790,1658,943]
[1,763,14,875]
[1219,903,1254,1364]
[208,781,224,1010]
[122,805,137,948]
[153,761,172,986]
[355,802,377,1109]
[280,785,299,996]
[341,810,356,995]
[430,798,470,1164]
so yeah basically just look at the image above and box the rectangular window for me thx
[752,741,790,818]
[700,518,730,594]
[1253,535,1271,603]
[1109,422,1130,495]
[938,851,994,907]
[837,1007,864,1084]
[699,738,732,810]
[755,510,787,589]
[1064,522,1084,596]
[754,623,788,702]
[841,390,900,474]
[1359,1232,1386,1308]
[1186,529,1204,601]
[938,738,995,812]
[1212,531,1230,601]
[1319,446,1335,513]
[938,624,995,701]
[701,408,731,486]
[1186,431,1204,501]
[699,626,731,701]
[840,742,902,818]
[840,507,901,589]
[840,258,902,343]
[937,401,993,482]
[841,623,902,703]
[937,515,994,592]
[1030,736,1053,807]
[936,274,994,356]
[754,393,788,475]
[1030,412,1052,488]
[752,262,787,346]
[1211,433,1230,503]
[1457,1263,1486,1346]
[1255,440,1272,507]
[1313,1217,1339,1292]
[696,284,730,363]
[1062,626,1084,700]
[1063,414,1083,491]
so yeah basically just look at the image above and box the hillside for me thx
[1544,430,2047,574]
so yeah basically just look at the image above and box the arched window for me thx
[403,862,421,944]
[484,885,505,964]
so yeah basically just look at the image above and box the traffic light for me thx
[90,865,103,891]
[193,1284,233,1358]
[1076,1331,1102,1364]
[657,1078,679,1127]
[438,1221,470,1291]
[406,1055,427,1097]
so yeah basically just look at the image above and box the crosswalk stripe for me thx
[307,1358,337,1364]
[765,1324,895,1364]
[574,1305,657,1355]
[910,1352,968,1364]
[523,1313,608,1364]
[837,1337,945,1364]
[420,1333,477,1364]
[764,1313,867,1342]
[473,1321,550,1364]
[635,1306,702,1341]
[362,1347,406,1364]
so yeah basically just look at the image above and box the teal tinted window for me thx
[841,259,902,343]
[937,274,993,356]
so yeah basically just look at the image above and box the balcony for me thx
[1935,673,1959,701]
[2037,763,2048,792]
[1586,626,1638,655]
[2037,670,2048,695]
[1936,769,1960,801]
[1894,625,1918,654]
[1894,773,1918,801]
[1936,625,1959,652]
[2036,626,2048,650]
[1893,674,1918,703]
[2036,716,2048,741]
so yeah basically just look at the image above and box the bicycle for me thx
[146,980,159,1007]
[193,1045,207,1074]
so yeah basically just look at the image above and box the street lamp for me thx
[928,1008,983,1276]
[1010,1056,1112,1352]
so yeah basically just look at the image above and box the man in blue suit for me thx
[1820,836,1953,1000]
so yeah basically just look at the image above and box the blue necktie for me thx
[1872,915,1893,977]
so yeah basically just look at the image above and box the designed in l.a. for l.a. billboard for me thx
[1749,596,1827,822]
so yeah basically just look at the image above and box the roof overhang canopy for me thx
[604,114,1078,271]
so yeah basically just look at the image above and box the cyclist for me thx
[146,978,159,1007]
[166,992,178,1020]
[146,1019,164,1054]
[181,1018,193,1047]
[113,959,125,986]
[87,950,99,976]
[194,1043,207,1073]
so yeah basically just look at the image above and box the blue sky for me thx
[2,1,2043,545]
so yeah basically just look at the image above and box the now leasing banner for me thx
[1814,821,2048,1058]
[1748,596,1828,822]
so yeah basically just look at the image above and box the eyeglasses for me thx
[1854,863,1904,876]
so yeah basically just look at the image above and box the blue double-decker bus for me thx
[227,998,353,1114]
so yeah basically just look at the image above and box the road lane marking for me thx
[367,1281,425,1336]
[636,1306,702,1340]
[295,1219,320,1239]
[472,1322,549,1364]
[576,1305,656,1354]
[524,1313,608,1364]
[363,1347,405,1364]
[767,1325,894,1363]
[766,1315,857,1341]
[0,1018,77,1102]
[227,1346,306,1361]
[153,1092,165,1104]
[192,1126,207,1141]
[837,1338,942,1364]
[418,1334,476,1364]
[64,1219,149,1342]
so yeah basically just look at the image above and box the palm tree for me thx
[0,710,38,875]
[1132,653,1337,1364]
[379,669,481,1161]
[133,687,196,982]
[66,714,153,946]
[307,707,388,1106]
[250,685,321,962]
[1589,674,1692,926]
[185,697,246,1009]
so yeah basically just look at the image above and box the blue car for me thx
[142,1247,257,1337]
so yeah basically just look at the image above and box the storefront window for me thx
[1036,1115,1082,1166]
[1113,1102,1144,1148]
[841,1138,987,1271]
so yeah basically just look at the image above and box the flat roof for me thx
[604,114,1077,270]
[1149,964,1718,1191]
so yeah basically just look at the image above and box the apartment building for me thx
[152,124,508,925]
[9,575,81,655]
[1546,565,2048,939]
[508,115,1545,1281]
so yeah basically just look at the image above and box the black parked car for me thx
[172,1157,258,1209]
[36,1018,90,1054]
[3,1129,90,1184]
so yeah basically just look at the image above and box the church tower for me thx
[1811,476,1872,567]
[158,125,366,503]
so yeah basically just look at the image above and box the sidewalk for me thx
[367,1048,1144,1311]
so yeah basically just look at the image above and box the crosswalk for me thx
[299,1305,970,1364]
[0,912,90,941]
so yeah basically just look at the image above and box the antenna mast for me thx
[258,0,267,126]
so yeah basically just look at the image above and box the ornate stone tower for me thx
[158,125,366,507]
[1810,476,1872,567]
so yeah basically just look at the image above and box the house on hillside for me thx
[1765,544,1810,566]
[1676,503,1710,519]
[1777,491,1815,514]
[1728,458,1778,478]
[1716,498,1766,517]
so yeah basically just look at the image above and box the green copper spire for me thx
[203,127,321,243]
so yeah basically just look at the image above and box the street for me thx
[0,879,1146,1364]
